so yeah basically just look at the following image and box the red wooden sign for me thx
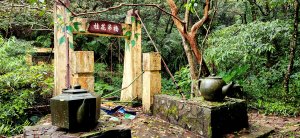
[88,21,123,35]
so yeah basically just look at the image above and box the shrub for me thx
[0,36,53,136]
[205,20,300,116]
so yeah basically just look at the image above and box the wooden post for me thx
[53,0,74,96]
[121,10,142,101]
[71,51,94,92]
[142,52,161,113]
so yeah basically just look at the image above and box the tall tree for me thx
[284,0,299,93]
[166,0,210,96]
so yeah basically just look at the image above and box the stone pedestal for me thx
[142,52,161,113]
[153,95,249,138]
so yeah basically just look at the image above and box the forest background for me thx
[0,0,299,136]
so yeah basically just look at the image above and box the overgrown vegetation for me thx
[94,63,123,97]
[0,36,53,136]
[205,18,299,116]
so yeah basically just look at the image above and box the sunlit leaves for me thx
[184,0,198,13]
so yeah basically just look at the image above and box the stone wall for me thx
[153,94,249,138]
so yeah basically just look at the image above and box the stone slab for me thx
[240,125,274,138]
[153,94,249,138]
[23,124,131,138]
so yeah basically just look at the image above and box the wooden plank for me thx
[34,48,54,53]
[72,51,94,73]
[71,51,94,92]
[88,21,123,35]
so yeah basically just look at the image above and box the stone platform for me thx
[153,94,249,138]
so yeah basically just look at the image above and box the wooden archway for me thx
[53,0,142,101]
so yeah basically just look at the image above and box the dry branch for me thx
[75,3,185,24]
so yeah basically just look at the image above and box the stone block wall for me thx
[153,94,249,138]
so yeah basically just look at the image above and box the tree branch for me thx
[71,3,185,24]
[249,0,268,16]
[201,1,217,46]
[184,0,190,30]
[190,0,210,34]
[167,0,185,34]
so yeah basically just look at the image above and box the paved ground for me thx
[248,110,300,138]
[16,107,300,138]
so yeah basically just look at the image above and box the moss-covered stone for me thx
[166,105,178,116]
[153,94,249,138]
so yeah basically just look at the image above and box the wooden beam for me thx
[71,51,94,92]
[53,0,74,96]
[121,10,142,101]
[120,13,134,101]
[134,20,142,99]
[73,32,127,38]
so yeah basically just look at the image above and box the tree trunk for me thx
[187,35,210,77]
[284,0,299,93]
[248,0,257,21]
[181,35,200,97]
[166,0,211,97]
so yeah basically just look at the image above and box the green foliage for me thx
[0,36,53,136]
[206,20,299,116]
[162,66,192,98]
[94,63,123,97]
[174,66,191,94]
[206,20,290,68]
[1,0,298,118]
[34,34,52,48]
[184,0,198,13]
[0,37,33,74]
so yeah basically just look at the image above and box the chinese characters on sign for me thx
[88,21,123,35]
